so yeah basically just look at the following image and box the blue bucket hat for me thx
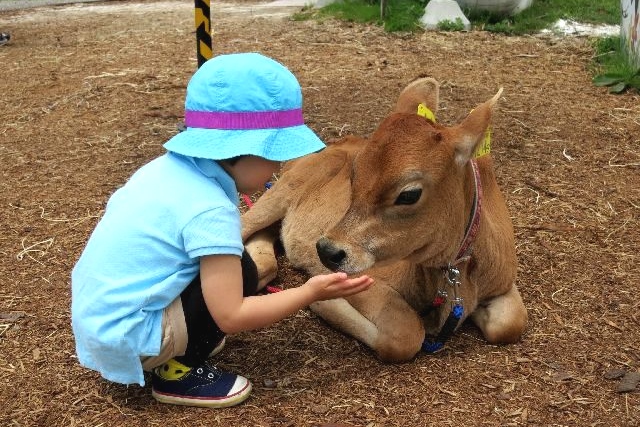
[163,52,325,161]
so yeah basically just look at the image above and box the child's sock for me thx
[154,358,192,381]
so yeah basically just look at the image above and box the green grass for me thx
[469,0,620,34]
[307,0,427,32]
[308,0,621,34]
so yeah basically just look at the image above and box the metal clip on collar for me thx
[444,265,463,309]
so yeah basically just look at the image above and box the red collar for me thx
[452,159,482,264]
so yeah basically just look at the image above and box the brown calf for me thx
[241,78,527,361]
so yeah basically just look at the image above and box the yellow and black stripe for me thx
[194,0,212,67]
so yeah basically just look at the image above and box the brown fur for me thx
[241,78,527,362]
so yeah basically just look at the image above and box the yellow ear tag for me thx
[417,103,436,123]
[474,127,491,158]
[468,106,491,158]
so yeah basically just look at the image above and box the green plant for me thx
[592,36,640,93]
[437,17,466,32]
[593,71,640,93]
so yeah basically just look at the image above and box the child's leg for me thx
[150,250,258,408]
[175,249,259,366]
[140,296,188,371]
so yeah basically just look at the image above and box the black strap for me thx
[422,304,464,353]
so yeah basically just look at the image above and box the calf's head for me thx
[317,80,502,273]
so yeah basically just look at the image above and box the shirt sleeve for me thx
[182,206,244,259]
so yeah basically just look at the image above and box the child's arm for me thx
[199,254,373,334]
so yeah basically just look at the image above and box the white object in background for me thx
[455,0,533,16]
[541,19,620,37]
[420,0,471,30]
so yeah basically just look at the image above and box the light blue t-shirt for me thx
[71,152,243,386]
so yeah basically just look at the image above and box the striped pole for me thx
[194,0,212,67]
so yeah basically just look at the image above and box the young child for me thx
[71,52,373,408]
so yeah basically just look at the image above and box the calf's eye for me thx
[395,189,422,205]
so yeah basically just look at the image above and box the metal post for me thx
[194,0,212,67]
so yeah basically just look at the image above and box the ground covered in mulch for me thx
[1,0,639,425]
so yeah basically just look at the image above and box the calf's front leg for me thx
[470,284,527,344]
[311,282,424,362]
[244,228,280,290]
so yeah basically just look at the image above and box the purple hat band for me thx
[185,108,304,130]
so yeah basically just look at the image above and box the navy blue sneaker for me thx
[0,33,9,46]
[151,359,252,408]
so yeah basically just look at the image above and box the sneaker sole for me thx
[151,381,252,408]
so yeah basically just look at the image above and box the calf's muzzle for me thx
[316,237,347,272]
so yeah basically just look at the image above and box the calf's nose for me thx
[316,237,346,272]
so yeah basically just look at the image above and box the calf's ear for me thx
[393,77,439,120]
[452,88,503,166]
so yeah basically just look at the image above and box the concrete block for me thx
[420,0,471,31]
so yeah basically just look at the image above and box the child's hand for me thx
[305,272,373,301]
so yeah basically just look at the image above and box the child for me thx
[71,52,374,408]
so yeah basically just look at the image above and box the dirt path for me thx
[1,1,639,426]
[0,0,104,12]
[0,0,303,21]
